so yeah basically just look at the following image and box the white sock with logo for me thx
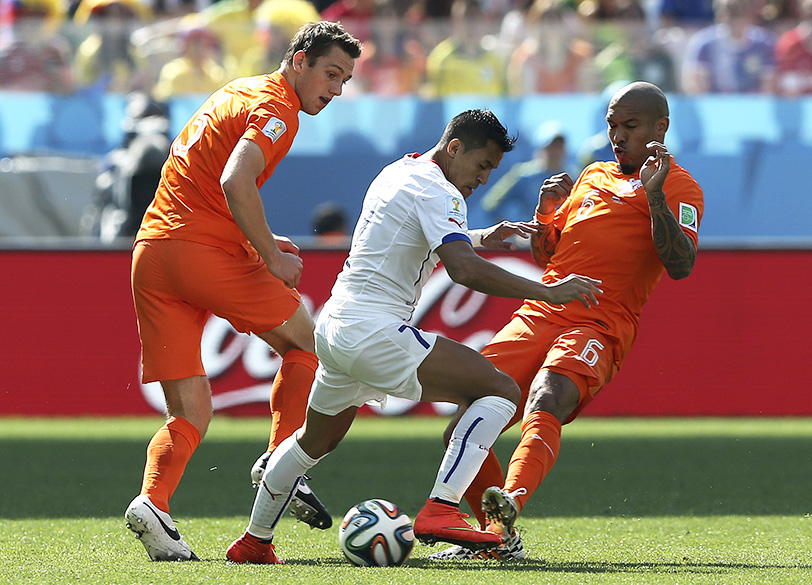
[247,434,321,540]
[429,395,516,503]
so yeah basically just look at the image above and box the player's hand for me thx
[480,221,539,250]
[268,252,303,288]
[640,141,670,195]
[274,235,300,256]
[542,273,603,308]
[537,172,574,215]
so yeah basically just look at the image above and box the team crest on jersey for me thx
[446,195,465,219]
[262,117,287,143]
[616,178,642,197]
[679,202,698,232]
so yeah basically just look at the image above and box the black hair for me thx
[283,21,363,66]
[439,109,517,154]
[312,202,348,235]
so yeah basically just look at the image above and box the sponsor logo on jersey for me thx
[262,117,287,142]
[446,195,465,219]
[679,202,698,232]
[448,217,464,228]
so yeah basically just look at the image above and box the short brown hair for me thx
[283,21,362,66]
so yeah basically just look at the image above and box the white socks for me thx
[430,395,516,503]
[247,434,320,540]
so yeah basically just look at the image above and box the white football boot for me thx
[250,451,332,529]
[427,528,526,561]
[124,495,198,561]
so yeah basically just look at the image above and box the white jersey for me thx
[324,154,472,322]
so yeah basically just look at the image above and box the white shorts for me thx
[309,313,438,416]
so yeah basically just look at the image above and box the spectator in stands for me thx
[197,0,263,78]
[320,0,375,42]
[657,0,715,28]
[424,0,506,97]
[0,36,74,92]
[0,0,74,92]
[237,0,320,77]
[580,0,654,91]
[72,0,152,93]
[148,0,197,19]
[480,120,572,223]
[4,0,67,41]
[507,0,595,94]
[775,0,812,95]
[625,26,679,92]
[152,16,226,100]
[422,0,454,19]
[682,0,776,94]
[310,201,350,246]
[494,0,534,58]
[83,91,170,241]
[352,0,427,95]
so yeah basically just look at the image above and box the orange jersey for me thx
[521,159,704,359]
[136,72,300,250]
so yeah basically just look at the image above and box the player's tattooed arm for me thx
[648,190,696,280]
[530,222,559,268]
[531,172,570,268]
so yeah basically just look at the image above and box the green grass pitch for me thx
[1,416,811,584]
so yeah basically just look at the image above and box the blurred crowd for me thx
[1,0,812,98]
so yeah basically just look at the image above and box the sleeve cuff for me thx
[535,210,555,224]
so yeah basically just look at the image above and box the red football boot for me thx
[413,498,502,551]
[226,533,284,564]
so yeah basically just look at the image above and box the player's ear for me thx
[447,138,462,158]
[657,116,670,136]
[292,50,306,72]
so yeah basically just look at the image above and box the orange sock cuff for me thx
[166,416,202,451]
[141,416,201,512]
[280,349,318,371]
[267,350,317,452]
[522,410,562,437]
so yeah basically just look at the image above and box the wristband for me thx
[468,230,482,247]
[535,210,555,224]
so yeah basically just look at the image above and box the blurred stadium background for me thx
[1,0,810,419]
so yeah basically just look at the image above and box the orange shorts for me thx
[132,239,301,383]
[482,313,621,424]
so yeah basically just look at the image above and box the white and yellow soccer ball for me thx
[338,499,415,567]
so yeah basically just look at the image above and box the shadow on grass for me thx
[2,432,812,519]
[263,557,812,574]
[404,558,812,574]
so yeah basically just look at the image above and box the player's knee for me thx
[297,428,340,459]
[489,369,521,405]
[526,380,578,422]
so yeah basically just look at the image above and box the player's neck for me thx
[420,147,447,176]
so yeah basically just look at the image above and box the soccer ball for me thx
[338,499,415,567]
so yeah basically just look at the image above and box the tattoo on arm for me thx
[649,192,696,280]
[530,222,559,268]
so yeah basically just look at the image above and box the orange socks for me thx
[464,448,504,529]
[503,411,562,512]
[267,349,318,452]
[140,416,201,513]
